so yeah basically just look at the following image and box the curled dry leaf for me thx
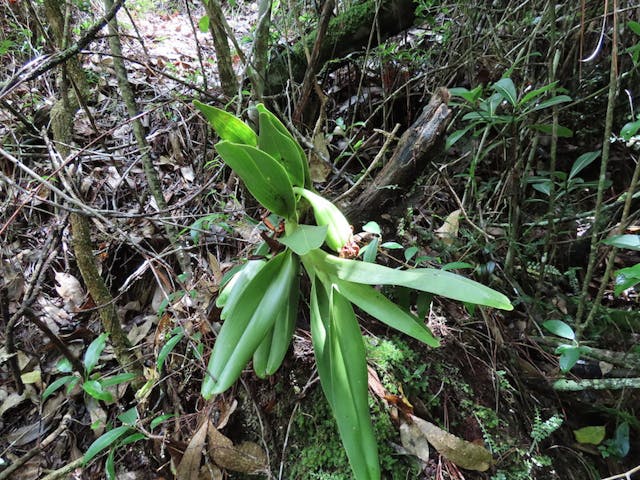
[54,272,85,312]
[208,423,268,474]
[405,413,492,472]
[434,209,461,246]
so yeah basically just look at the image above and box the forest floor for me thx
[1,1,640,479]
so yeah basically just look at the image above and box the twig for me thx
[334,123,401,202]
[601,464,640,480]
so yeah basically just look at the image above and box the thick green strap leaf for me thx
[335,279,439,347]
[310,278,380,480]
[217,259,267,313]
[259,112,306,187]
[193,100,258,146]
[216,141,297,219]
[256,104,311,188]
[202,251,298,397]
[253,273,300,378]
[306,249,513,310]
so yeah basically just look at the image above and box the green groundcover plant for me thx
[194,100,513,479]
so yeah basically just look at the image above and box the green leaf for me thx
[449,85,483,103]
[106,447,116,480]
[120,432,146,446]
[84,426,132,464]
[557,346,581,372]
[404,246,419,262]
[620,119,640,141]
[614,263,640,296]
[519,81,559,106]
[258,112,306,187]
[602,234,640,251]
[380,241,403,249]
[84,333,108,375]
[569,151,600,180]
[216,141,296,219]
[42,375,76,401]
[56,357,73,373]
[255,103,310,187]
[198,15,210,33]
[305,249,513,310]
[202,251,297,397]
[117,407,138,426]
[216,259,266,311]
[151,414,175,430]
[446,124,476,150]
[530,123,573,137]
[628,20,640,36]
[83,380,114,402]
[278,224,328,255]
[531,180,551,196]
[361,236,378,263]
[100,372,138,387]
[362,221,381,235]
[157,329,184,371]
[542,319,575,340]
[336,279,439,347]
[574,425,606,445]
[310,279,380,480]
[492,78,518,106]
[613,422,630,456]
[531,95,572,111]
[253,273,300,377]
[193,100,257,146]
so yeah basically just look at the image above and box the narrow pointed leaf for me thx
[306,249,513,310]
[217,259,267,314]
[216,141,296,219]
[84,333,108,375]
[336,280,439,347]
[194,100,257,146]
[202,251,297,397]
[519,81,559,106]
[310,279,380,480]
[531,95,572,111]
[84,426,132,464]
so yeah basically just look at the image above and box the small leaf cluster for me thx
[194,101,513,479]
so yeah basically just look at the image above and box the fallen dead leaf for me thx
[434,209,461,245]
[54,272,85,312]
[176,419,209,479]
[406,413,492,472]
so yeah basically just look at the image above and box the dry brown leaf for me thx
[400,419,430,462]
[408,413,492,472]
[208,424,267,474]
[434,209,461,245]
[176,419,209,479]
[54,272,85,311]
[310,131,331,182]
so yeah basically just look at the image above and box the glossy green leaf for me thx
[492,78,517,106]
[614,263,640,296]
[83,380,114,402]
[557,345,581,372]
[151,413,175,430]
[620,119,640,141]
[56,357,73,373]
[361,237,379,263]
[305,249,513,310]
[255,103,311,187]
[310,279,380,480]
[542,319,575,340]
[157,329,184,371]
[253,272,300,377]
[602,234,640,251]
[42,375,76,401]
[278,224,327,255]
[106,447,116,480]
[380,241,403,249]
[629,20,640,36]
[258,112,305,187]
[216,259,266,311]
[100,372,138,388]
[519,81,559,106]
[569,151,600,180]
[84,333,108,375]
[84,426,132,464]
[531,95,572,111]
[216,141,296,219]
[198,15,210,33]
[120,432,146,446]
[336,279,439,347]
[193,100,257,146]
[362,221,381,235]
[294,187,352,252]
[202,251,297,397]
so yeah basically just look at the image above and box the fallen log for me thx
[344,88,452,221]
